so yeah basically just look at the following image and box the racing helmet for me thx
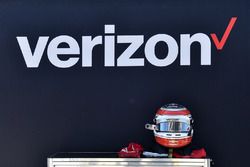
[145,103,194,148]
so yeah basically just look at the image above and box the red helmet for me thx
[145,103,194,148]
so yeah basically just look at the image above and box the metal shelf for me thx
[48,152,211,167]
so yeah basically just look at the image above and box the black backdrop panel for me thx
[0,0,249,167]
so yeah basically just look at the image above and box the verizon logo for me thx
[16,17,237,68]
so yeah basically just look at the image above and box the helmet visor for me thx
[156,121,190,133]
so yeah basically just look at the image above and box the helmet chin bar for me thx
[145,124,158,131]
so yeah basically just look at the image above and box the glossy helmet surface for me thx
[145,103,194,148]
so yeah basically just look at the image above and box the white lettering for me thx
[180,33,211,65]
[117,35,144,66]
[17,36,49,68]
[145,34,178,67]
[47,35,80,68]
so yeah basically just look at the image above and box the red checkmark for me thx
[210,17,237,50]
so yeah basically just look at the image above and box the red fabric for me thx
[173,148,207,158]
[118,143,144,158]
